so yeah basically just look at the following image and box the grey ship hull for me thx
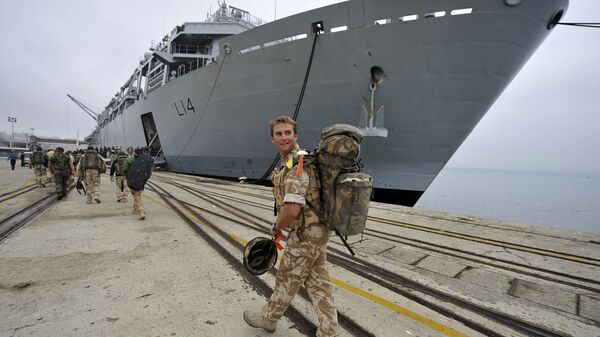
[97,0,568,205]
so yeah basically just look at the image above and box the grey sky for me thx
[0,0,598,174]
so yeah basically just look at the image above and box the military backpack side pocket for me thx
[330,172,373,236]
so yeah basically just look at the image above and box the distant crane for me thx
[67,94,98,121]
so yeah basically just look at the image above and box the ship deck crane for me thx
[67,94,99,121]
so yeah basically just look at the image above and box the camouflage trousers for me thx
[53,170,70,196]
[84,169,100,202]
[114,176,128,201]
[33,165,46,187]
[263,222,339,337]
[131,189,144,215]
[46,169,53,183]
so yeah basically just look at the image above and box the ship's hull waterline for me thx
[96,0,568,205]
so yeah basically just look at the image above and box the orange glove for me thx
[271,223,284,250]
[274,232,284,251]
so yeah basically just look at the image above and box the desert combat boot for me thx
[243,310,277,333]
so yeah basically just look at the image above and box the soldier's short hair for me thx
[134,148,143,156]
[269,116,297,137]
[56,147,64,153]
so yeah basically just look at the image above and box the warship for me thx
[87,0,569,206]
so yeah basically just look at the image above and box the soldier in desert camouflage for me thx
[76,146,106,204]
[29,146,47,188]
[244,116,339,337]
[122,147,153,220]
[109,150,130,203]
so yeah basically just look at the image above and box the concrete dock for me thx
[1,165,599,337]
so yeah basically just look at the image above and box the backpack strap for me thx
[305,199,324,224]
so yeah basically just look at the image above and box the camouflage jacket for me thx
[271,144,321,230]
[121,155,135,174]
[49,153,72,173]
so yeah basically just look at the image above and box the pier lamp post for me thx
[8,117,17,149]
[30,128,35,149]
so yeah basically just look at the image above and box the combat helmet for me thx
[243,237,278,275]
[76,178,86,196]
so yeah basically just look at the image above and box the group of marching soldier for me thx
[26,145,152,220]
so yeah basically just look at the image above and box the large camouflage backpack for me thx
[31,151,44,165]
[83,151,100,170]
[293,124,373,238]
[52,153,70,172]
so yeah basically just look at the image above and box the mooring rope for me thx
[257,26,322,182]
[557,22,600,28]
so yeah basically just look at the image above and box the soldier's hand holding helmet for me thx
[270,223,280,237]
[271,223,284,250]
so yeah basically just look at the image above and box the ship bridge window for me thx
[330,25,347,33]
[424,11,446,18]
[451,8,473,16]
[399,14,418,22]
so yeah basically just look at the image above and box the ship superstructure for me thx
[87,0,569,205]
[89,2,264,156]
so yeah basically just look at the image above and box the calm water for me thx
[415,168,600,233]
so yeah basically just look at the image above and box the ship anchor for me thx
[359,81,388,137]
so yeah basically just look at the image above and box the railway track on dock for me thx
[150,175,580,337]
[0,183,38,204]
[0,179,74,242]
[155,173,600,294]
[0,191,60,242]
[147,180,375,337]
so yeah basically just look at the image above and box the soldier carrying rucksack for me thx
[244,116,341,337]
[123,148,153,220]
[30,146,48,188]
[110,150,130,203]
[76,145,106,204]
[48,147,75,200]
